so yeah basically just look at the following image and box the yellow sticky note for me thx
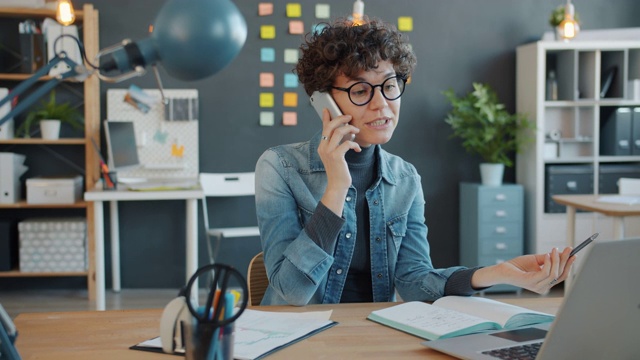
[260,93,274,108]
[289,20,304,34]
[282,111,298,126]
[258,2,273,16]
[261,25,276,39]
[286,3,302,18]
[260,72,274,87]
[283,92,298,107]
[398,16,413,32]
[315,4,330,19]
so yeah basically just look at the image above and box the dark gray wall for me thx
[6,0,640,289]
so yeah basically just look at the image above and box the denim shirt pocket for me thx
[386,214,408,252]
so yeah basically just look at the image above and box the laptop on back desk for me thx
[424,237,640,360]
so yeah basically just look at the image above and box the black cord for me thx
[53,34,100,70]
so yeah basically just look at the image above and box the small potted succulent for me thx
[17,91,83,139]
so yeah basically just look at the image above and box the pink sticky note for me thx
[260,72,274,87]
[289,20,304,34]
[258,3,273,16]
[282,111,298,126]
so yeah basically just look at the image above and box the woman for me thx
[255,18,575,306]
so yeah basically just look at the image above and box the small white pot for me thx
[40,119,61,140]
[480,163,504,187]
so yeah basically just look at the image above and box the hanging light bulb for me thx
[56,0,76,26]
[351,0,365,26]
[558,0,579,40]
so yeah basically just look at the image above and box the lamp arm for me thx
[0,53,89,127]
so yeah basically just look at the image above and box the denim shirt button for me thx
[345,232,352,239]
[376,237,381,242]
[373,200,379,205]
[345,196,352,202]
[376,273,383,278]
[336,269,343,275]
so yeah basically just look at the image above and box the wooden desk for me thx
[84,187,204,311]
[14,298,562,360]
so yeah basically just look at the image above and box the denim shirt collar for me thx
[308,131,397,186]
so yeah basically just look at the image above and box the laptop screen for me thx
[104,120,140,171]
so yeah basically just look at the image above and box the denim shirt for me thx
[255,132,467,306]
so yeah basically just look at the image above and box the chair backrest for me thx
[199,172,256,197]
[247,252,269,306]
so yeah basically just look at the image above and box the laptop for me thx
[424,237,640,360]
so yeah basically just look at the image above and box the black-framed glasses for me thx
[331,75,407,106]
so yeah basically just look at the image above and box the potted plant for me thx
[16,91,83,139]
[443,82,534,186]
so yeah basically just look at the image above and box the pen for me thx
[570,232,598,257]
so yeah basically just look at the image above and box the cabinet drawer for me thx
[478,253,521,266]
[479,222,522,238]
[480,238,523,256]
[479,204,523,223]
[478,187,522,206]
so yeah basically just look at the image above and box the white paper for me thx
[597,195,640,205]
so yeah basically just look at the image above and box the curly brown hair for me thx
[295,17,417,96]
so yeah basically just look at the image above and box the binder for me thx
[633,108,640,155]
[600,107,632,156]
[19,33,47,74]
[0,88,13,139]
[0,152,28,204]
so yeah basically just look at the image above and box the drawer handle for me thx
[495,194,506,201]
[495,226,507,234]
[495,210,507,217]
[495,242,507,250]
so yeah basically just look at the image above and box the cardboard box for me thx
[26,176,83,204]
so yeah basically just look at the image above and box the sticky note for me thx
[286,3,302,18]
[284,73,298,88]
[260,72,274,87]
[289,20,304,34]
[398,16,413,32]
[261,47,275,62]
[283,92,298,107]
[315,4,330,19]
[260,111,275,126]
[282,111,298,126]
[261,25,276,39]
[284,48,299,64]
[312,23,327,35]
[260,93,274,108]
[258,2,273,16]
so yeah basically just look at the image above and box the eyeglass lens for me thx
[348,76,405,105]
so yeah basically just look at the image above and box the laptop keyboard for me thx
[481,341,542,360]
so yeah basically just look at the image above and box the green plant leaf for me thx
[16,91,84,138]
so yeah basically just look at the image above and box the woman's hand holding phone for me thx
[310,91,357,145]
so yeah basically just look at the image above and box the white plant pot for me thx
[480,163,504,186]
[40,119,61,140]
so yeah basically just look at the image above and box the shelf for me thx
[0,200,87,209]
[0,138,86,145]
[0,7,87,19]
[0,270,88,278]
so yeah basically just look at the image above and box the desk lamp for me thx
[0,0,247,126]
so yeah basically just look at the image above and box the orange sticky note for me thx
[282,111,298,126]
[260,93,274,108]
[258,2,273,16]
[283,92,298,107]
[286,3,302,18]
[260,25,276,39]
[260,72,274,87]
[289,20,304,34]
[398,16,413,32]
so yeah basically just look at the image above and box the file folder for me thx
[633,108,640,155]
[600,107,632,156]
[0,152,28,204]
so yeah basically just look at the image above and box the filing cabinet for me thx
[459,183,524,293]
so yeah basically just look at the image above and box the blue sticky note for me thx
[261,47,276,62]
[284,73,298,88]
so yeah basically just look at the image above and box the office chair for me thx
[199,172,260,263]
[247,252,268,306]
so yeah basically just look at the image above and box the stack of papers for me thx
[597,195,640,205]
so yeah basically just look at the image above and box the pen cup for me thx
[184,322,233,360]
[102,171,117,190]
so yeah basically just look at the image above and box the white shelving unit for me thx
[516,40,640,253]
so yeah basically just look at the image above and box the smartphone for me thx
[310,91,343,119]
[570,232,598,257]
[309,91,354,143]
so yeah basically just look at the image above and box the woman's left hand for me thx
[472,247,576,294]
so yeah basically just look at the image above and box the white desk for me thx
[84,187,203,311]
